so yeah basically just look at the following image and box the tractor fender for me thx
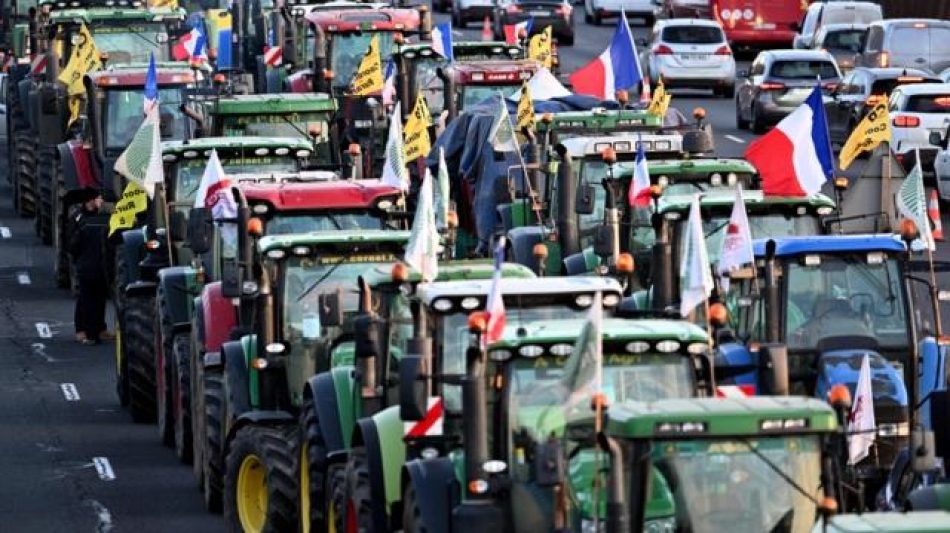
[303,369,350,454]
[507,226,545,273]
[223,339,251,431]
[201,281,237,354]
[225,410,295,451]
[119,229,146,289]
[401,457,457,533]
[918,337,947,431]
[124,280,157,299]
[157,266,198,335]
[352,406,407,520]
[350,415,394,532]
[55,142,80,194]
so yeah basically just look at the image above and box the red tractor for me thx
[439,58,539,122]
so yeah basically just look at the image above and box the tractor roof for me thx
[418,277,623,307]
[361,260,535,287]
[562,132,683,159]
[537,108,662,131]
[87,67,194,87]
[258,229,411,253]
[752,234,906,257]
[607,396,837,439]
[242,179,401,212]
[399,40,521,58]
[305,8,421,31]
[489,318,708,351]
[208,93,337,115]
[49,7,185,23]
[162,136,314,156]
[657,189,835,213]
[821,511,950,532]
[611,158,757,178]
[288,0,387,17]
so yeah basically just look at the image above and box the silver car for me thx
[640,19,736,98]
[813,23,868,73]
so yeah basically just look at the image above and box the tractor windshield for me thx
[217,113,334,164]
[172,155,302,204]
[330,32,396,89]
[652,436,821,533]
[105,88,186,149]
[91,24,171,63]
[676,211,822,264]
[460,84,518,109]
[414,56,447,115]
[784,252,908,351]
[265,212,387,234]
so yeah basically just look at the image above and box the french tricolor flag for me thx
[628,140,651,207]
[744,86,835,197]
[173,26,207,62]
[503,19,532,45]
[432,22,453,62]
[484,236,507,345]
[143,53,158,114]
[569,11,642,101]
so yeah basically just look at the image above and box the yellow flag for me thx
[351,35,384,96]
[109,181,148,236]
[647,79,668,116]
[517,82,534,133]
[839,102,891,170]
[404,94,432,161]
[66,97,82,127]
[528,26,553,69]
[58,24,101,96]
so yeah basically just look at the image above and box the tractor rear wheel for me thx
[124,293,157,423]
[14,135,35,218]
[224,425,299,533]
[190,317,206,489]
[173,332,193,464]
[156,287,175,447]
[403,483,431,533]
[204,370,225,513]
[344,447,374,532]
[300,395,332,532]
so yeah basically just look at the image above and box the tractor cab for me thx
[439,59,538,121]
[47,6,186,65]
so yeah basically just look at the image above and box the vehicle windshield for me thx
[770,60,838,79]
[414,56,448,116]
[106,88,186,149]
[871,77,935,95]
[461,84,518,109]
[330,32,396,88]
[283,255,397,345]
[661,25,724,44]
[217,113,333,164]
[678,212,822,264]
[821,29,865,52]
[653,436,821,533]
[785,253,908,350]
[266,213,386,234]
[508,353,694,444]
[173,155,302,204]
[905,94,950,113]
[91,24,171,63]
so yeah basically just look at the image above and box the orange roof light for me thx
[247,217,264,237]
[446,210,459,229]
[391,262,409,283]
[601,147,617,164]
[468,311,489,333]
[900,218,919,241]
[532,243,549,260]
[347,142,362,155]
[708,302,728,327]
[828,383,852,408]
[693,107,706,120]
[616,253,634,274]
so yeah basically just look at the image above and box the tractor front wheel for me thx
[343,447,374,532]
[173,332,193,463]
[403,483,432,533]
[124,294,157,423]
[300,395,332,532]
[224,425,299,533]
[156,288,175,447]
[204,370,225,513]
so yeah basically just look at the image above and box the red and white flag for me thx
[717,185,754,292]
[848,354,876,465]
[194,149,238,247]
[485,236,507,345]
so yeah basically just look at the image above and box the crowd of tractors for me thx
[5,0,950,531]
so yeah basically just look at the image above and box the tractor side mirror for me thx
[221,259,244,299]
[318,289,344,327]
[169,210,188,243]
[159,112,174,138]
[353,314,381,359]
[593,224,615,258]
[534,436,566,487]
[575,183,596,215]
[187,207,212,254]
[399,354,430,421]
[758,343,789,396]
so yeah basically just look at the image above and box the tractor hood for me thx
[814,346,909,409]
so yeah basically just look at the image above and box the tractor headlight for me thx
[644,517,676,533]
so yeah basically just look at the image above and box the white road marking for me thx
[35,322,52,338]
[92,457,115,481]
[60,383,80,401]
[31,342,55,363]
[87,499,114,533]
[0,227,10,238]
[17,272,30,285]
[725,134,746,144]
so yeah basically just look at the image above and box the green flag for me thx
[896,149,935,250]
[113,107,163,198]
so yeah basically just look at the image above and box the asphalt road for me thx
[0,8,947,532]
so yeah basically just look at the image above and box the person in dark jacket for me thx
[69,188,112,345]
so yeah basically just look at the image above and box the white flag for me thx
[896,149,935,251]
[114,106,164,198]
[679,194,714,317]
[562,291,604,408]
[717,185,754,292]
[404,169,439,282]
[381,101,410,191]
[194,149,238,250]
[848,354,876,465]
[435,147,451,230]
[489,97,519,153]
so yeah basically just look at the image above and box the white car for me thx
[640,19,736,98]
[584,0,660,26]
[889,83,950,174]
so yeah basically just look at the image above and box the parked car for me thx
[856,19,950,74]
[931,128,950,202]
[813,23,868,72]
[640,19,736,98]
[662,0,709,19]
[888,83,950,173]
[453,0,496,27]
[794,1,881,49]
[824,67,939,147]
[494,0,575,45]
[735,49,841,133]
[584,0,660,26]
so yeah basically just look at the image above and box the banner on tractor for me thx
[839,102,891,170]
[404,94,432,161]
[58,24,101,96]
[108,181,148,236]
[351,34,383,95]
[647,79,670,117]
[516,82,535,133]
[528,26,553,69]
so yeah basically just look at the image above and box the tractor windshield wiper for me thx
[739,438,823,508]
[296,257,347,302]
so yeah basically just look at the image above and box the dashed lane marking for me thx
[0,227,10,238]
[60,383,80,401]
[35,322,52,338]
[31,343,55,363]
[17,272,30,285]
[87,499,114,533]
[725,134,746,144]
[92,457,115,481]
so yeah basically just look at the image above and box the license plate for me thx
[755,22,776,29]
[681,53,709,61]
[530,10,549,16]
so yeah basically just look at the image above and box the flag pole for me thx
[500,91,543,227]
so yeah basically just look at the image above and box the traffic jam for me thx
[2,0,950,531]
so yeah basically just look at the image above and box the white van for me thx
[794,1,881,49]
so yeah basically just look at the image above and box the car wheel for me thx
[736,98,750,130]
[561,33,574,46]
[721,84,735,99]
[592,10,602,25]
[643,14,655,26]
[584,2,592,24]
[452,9,461,27]
[751,104,767,134]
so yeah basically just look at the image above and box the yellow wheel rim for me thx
[300,443,311,533]
[114,326,122,371]
[327,488,337,533]
[237,454,268,532]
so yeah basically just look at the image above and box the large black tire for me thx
[190,317,206,489]
[113,253,130,408]
[736,99,750,130]
[173,332,193,464]
[14,134,36,218]
[751,104,767,134]
[403,483,431,533]
[156,287,175,447]
[224,425,299,533]
[204,370,225,513]
[36,147,56,245]
[124,293,157,423]
[326,465,347,533]
[344,447,374,532]
[299,395,332,532]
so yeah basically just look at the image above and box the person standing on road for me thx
[69,188,114,345]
